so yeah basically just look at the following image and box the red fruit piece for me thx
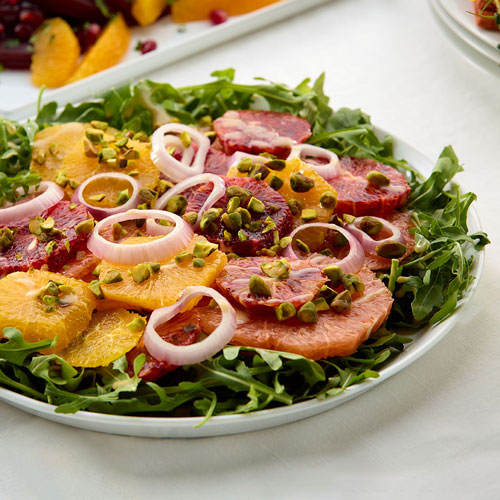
[19,9,44,29]
[331,157,410,218]
[210,9,228,25]
[213,110,312,159]
[0,201,92,277]
[13,22,32,41]
[186,176,293,256]
[216,256,327,311]
[78,22,101,53]
[139,39,156,54]
[204,146,232,176]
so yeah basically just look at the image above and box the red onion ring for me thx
[152,173,226,231]
[0,181,64,226]
[87,209,193,265]
[144,286,237,366]
[287,144,340,180]
[282,223,365,274]
[150,124,210,183]
[71,173,142,221]
[345,216,406,255]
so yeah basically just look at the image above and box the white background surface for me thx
[1,0,499,498]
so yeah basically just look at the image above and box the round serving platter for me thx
[0,127,485,438]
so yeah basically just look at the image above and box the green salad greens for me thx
[0,70,489,422]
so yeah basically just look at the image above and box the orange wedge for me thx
[171,0,281,22]
[31,18,80,88]
[67,14,130,84]
[61,309,145,368]
[0,270,96,353]
[132,0,165,26]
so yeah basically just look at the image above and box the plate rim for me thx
[0,126,485,438]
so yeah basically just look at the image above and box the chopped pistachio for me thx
[128,169,140,177]
[247,196,265,213]
[115,136,128,148]
[45,240,57,255]
[359,216,383,236]
[183,212,198,225]
[260,258,290,279]
[227,196,240,214]
[112,222,127,240]
[341,273,365,294]
[132,131,148,142]
[199,115,213,127]
[88,194,106,202]
[29,216,43,235]
[290,172,315,193]
[322,264,343,287]
[48,144,58,156]
[85,129,103,144]
[237,158,253,173]
[269,174,284,191]
[297,301,317,323]
[221,212,242,232]
[250,164,270,180]
[295,238,310,253]
[366,170,390,187]
[130,263,151,284]
[270,244,280,254]
[193,241,218,258]
[68,179,79,190]
[99,147,117,163]
[225,185,251,203]
[330,290,352,313]
[287,198,303,216]
[375,241,406,258]
[15,253,23,261]
[0,227,14,249]
[279,236,292,249]
[320,191,337,209]
[166,194,187,215]
[319,248,333,256]
[226,253,239,260]
[124,148,140,160]
[256,248,276,257]
[317,284,338,304]
[248,275,271,297]
[175,252,193,264]
[58,284,74,296]
[261,216,276,234]
[92,264,101,277]
[137,203,148,210]
[199,208,222,232]
[149,262,161,273]
[43,295,59,307]
[64,240,70,252]
[116,189,130,206]
[193,257,205,268]
[275,301,296,321]
[333,231,348,247]
[40,217,55,233]
[265,159,286,171]
[179,131,191,148]
[75,219,95,235]
[235,207,251,225]
[300,208,318,222]
[273,230,280,246]
[127,317,146,333]
[157,179,173,195]
[69,203,77,210]
[237,229,248,242]
[312,297,330,311]
[54,170,68,187]
[33,151,46,165]
[138,188,158,206]
[83,138,98,158]
[102,270,123,284]
[343,214,355,225]
[90,120,108,130]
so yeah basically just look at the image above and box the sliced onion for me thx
[282,223,365,274]
[144,286,237,366]
[0,181,64,225]
[150,124,210,183]
[87,209,193,265]
[287,144,340,180]
[345,216,406,255]
[153,173,226,230]
[72,172,142,221]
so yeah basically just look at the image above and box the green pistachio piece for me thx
[29,217,43,235]
[341,273,365,294]
[297,301,317,323]
[333,231,348,247]
[127,317,147,332]
[75,219,95,235]
[68,179,79,190]
[45,240,57,255]
[193,241,218,258]
[343,214,355,225]
[115,136,128,148]
[92,264,101,277]
[85,129,103,144]
[235,207,251,225]
[317,285,338,304]
[54,170,68,187]
[320,191,337,209]
[123,148,140,160]
[261,216,276,234]
[99,148,117,163]
[375,241,406,258]
[260,258,290,279]
[57,284,74,296]
[83,138,98,158]
[270,244,280,254]
[290,172,315,193]
[226,253,239,260]
[265,159,286,171]
[88,194,106,202]
[247,196,265,213]
[166,194,187,215]
[366,170,390,187]
[269,174,284,191]
[34,151,46,164]
[193,257,206,268]
[322,264,343,287]
[112,222,127,240]
[43,281,60,297]
[179,131,192,148]
[64,240,70,252]
[199,115,213,127]
[237,229,248,242]
[273,230,280,246]
[175,252,193,264]
[225,185,252,203]
[199,208,222,232]
[157,179,173,195]
[330,290,352,313]
[250,165,270,180]
[257,248,276,257]
[227,196,240,214]
[246,221,261,232]
[132,132,149,142]
[319,248,333,256]
[130,263,151,284]
[69,203,77,210]
[102,270,123,284]
[116,189,130,206]
[279,236,292,249]
[138,188,158,206]
[295,238,310,254]
[90,120,108,130]
[183,212,198,225]
[266,202,280,213]
[223,230,232,242]
[359,216,383,236]
[248,275,272,297]
[300,208,318,222]
[0,227,14,249]
[287,198,303,216]
[221,212,242,232]
[42,295,59,307]
[312,297,330,311]
[275,301,297,321]
[237,158,253,173]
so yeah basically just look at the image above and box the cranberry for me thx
[13,22,32,41]
[139,39,156,54]
[19,9,44,29]
[0,23,5,40]
[78,22,101,52]
[210,9,228,25]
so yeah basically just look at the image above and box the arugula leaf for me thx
[0,328,54,365]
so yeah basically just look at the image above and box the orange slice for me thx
[171,0,281,22]
[61,309,145,367]
[31,123,86,182]
[132,0,165,26]
[31,18,80,88]
[0,270,96,353]
[227,157,335,223]
[67,14,130,84]
[99,235,227,310]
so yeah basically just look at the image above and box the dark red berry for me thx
[78,22,101,53]
[13,22,32,42]
[19,9,44,29]
[139,39,156,54]
[0,23,5,41]
[210,9,228,25]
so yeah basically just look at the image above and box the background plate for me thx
[0,126,485,438]
[0,0,331,121]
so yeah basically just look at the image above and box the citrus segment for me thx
[30,123,86,182]
[61,309,145,367]
[0,270,96,353]
[132,0,165,25]
[227,157,334,223]
[67,14,130,84]
[99,235,227,310]
[31,18,80,88]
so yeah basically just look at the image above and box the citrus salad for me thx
[0,70,488,422]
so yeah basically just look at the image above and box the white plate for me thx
[430,0,500,76]
[0,127,485,438]
[0,0,331,121]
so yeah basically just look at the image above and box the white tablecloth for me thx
[2,1,499,498]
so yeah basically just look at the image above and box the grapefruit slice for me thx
[61,309,145,367]
[0,269,96,353]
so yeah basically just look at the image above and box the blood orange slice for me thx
[216,256,327,310]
